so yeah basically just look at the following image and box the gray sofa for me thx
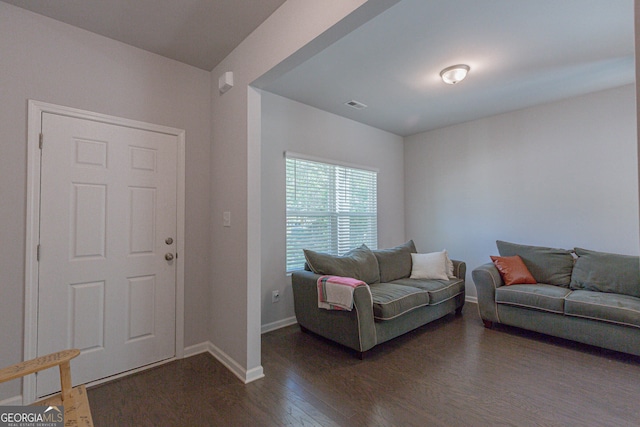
[291,241,466,358]
[473,241,640,356]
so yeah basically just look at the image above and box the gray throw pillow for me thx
[371,240,417,283]
[570,247,640,298]
[496,240,574,287]
[303,244,380,284]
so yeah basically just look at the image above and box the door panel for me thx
[36,113,177,397]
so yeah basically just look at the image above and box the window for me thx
[286,153,377,272]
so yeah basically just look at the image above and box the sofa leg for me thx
[482,320,494,329]
[300,325,309,333]
[455,306,463,316]
[357,351,366,360]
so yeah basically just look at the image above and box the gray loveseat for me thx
[473,241,640,356]
[291,241,466,358]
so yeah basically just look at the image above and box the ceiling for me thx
[1,0,286,71]
[3,0,634,137]
[262,0,635,136]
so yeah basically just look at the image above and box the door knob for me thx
[165,253,174,261]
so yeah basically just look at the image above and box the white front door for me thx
[36,112,178,397]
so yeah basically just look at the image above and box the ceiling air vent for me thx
[344,100,367,110]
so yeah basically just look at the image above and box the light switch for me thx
[223,211,231,227]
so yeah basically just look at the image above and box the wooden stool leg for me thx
[59,360,73,403]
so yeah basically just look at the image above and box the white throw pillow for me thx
[410,252,449,280]
[442,249,456,279]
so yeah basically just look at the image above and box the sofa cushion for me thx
[490,255,537,286]
[565,290,640,329]
[304,244,380,284]
[495,284,571,314]
[391,277,465,305]
[369,282,429,321]
[371,240,416,283]
[570,248,640,298]
[496,240,574,287]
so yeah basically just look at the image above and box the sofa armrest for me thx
[291,270,377,353]
[452,260,466,280]
[472,262,504,324]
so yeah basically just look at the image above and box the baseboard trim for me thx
[245,366,265,384]
[183,342,211,358]
[184,341,264,384]
[261,316,298,334]
[0,395,22,406]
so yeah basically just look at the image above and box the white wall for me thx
[260,91,404,329]
[636,2,640,239]
[404,85,639,298]
[0,3,211,401]
[209,0,400,380]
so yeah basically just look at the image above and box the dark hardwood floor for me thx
[88,304,640,426]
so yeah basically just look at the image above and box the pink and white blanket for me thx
[317,275,368,311]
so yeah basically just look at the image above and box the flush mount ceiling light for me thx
[440,64,470,84]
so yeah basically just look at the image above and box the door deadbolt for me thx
[165,237,173,245]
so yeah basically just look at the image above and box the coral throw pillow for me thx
[490,255,537,286]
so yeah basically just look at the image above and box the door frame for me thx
[24,100,186,404]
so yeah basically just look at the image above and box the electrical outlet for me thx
[272,290,280,303]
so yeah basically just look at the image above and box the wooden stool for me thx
[0,349,94,427]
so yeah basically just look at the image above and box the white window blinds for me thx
[286,154,377,272]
